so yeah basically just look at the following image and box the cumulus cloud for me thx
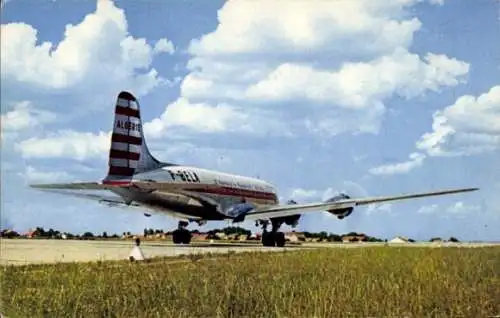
[1,101,56,132]
[16,130,110,160]
[369,152,426,176]
[7,0,470,163]
[2,0,178,159]
[1,0,175,106]
[447,201,480,214]
[417,201,481,216]
[245,49,468,107]
[147,0,469,139]
[17,165,74,183]
[365,203,393,215]
[153,38,175,55]
[417,204,439,214]
[417,85,500,156]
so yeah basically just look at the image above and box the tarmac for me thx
[1,239,498,266]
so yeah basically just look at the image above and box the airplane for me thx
[30,91,479,247]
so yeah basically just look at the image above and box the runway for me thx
[1,239,498,266]
[0,239,302,265]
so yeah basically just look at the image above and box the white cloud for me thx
[144,98,251,136]
[447,201,480,214]
[7,0,470,163]
[1,101,56,132]
[2,0,177,161]
[365,203,393,215]
[16,130,110,160]
[369,152,426,176]
[417,202,480,216]
[1,0,174,101]
[148,0,469,139]
[417,204,439,214]
[17,165,73,183]
[428,0,445,5]
[417,85,500,156]
[245,49,468,107]
[153,38,175,54]
[289,188,322,202]
[144,98,293,138]
[188,0,442,58]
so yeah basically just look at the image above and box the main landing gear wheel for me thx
[172,221,192,245]
[259,220,286,247]
[261,231,286,247]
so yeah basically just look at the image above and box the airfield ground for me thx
[2,241,499,317]
[1,238,498,265]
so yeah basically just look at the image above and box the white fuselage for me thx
[111,165,279,221]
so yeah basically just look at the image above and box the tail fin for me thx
[104,91,165,182]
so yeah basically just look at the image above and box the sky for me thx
[1,0,499,241]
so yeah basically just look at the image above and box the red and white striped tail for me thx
[104,91,163,183]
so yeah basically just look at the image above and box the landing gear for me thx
[259,219,286,247]
[172,220,192,244]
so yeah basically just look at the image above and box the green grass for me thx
[2,247,499,317]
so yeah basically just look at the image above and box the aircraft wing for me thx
[30,181,222,191]
[33,189,143,208]
[243,187,479,220]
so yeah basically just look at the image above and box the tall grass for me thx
[2,247,499,317]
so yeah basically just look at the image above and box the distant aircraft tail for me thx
[104,91,166,183]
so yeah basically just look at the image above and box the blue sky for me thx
[1,0,499,241]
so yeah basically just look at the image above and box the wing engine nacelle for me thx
[325,193,354,219]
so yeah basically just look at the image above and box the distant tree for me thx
[222,226,250,236]
[408,238,416,243]
[82,232,94,240]
[318,231,328,241]
[449,236,460,242]
[126,231,131,236]
[147,228,154,236]
[143,228,148,237]
[0,230,20,238]
[102,231,108,238]
[430,237,442,242]
[327,234,342,242]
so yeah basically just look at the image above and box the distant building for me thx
[192,233,208,241]
[389,236,410,244]
[26,229,36,238]
[342,235,367,242]
[215,232,227,240]
[285,232,305,242]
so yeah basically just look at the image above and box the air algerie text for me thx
[116,120,141,132]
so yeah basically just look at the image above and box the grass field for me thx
[2,246,499,317]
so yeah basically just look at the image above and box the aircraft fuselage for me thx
[109,165,279,221]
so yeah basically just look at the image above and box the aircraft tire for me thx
[172,229,182,244]
[275,232,286,247]
[172,229,192,244]
[182,230,192,244]
[261,232,276,247]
